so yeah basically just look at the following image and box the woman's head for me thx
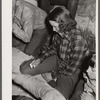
[47,6,77,34]
[84,54,96,80]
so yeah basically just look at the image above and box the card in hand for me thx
[30,60,36,68]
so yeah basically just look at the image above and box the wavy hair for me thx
[47,6,77,33]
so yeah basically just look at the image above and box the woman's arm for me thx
[13,15,35,43]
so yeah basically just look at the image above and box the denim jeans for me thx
[22,55,80,99]
[24,28,48,58]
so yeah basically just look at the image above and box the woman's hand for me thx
[20,59,33,74]
[41,72,53,82]
[20,58,41,74]
[30,59,41,68]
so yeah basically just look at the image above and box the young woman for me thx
[20,6,89,99]
[81,54,96,100]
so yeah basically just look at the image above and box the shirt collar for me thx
[64,29,75,41]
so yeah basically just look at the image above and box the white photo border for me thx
[2,0,99,100]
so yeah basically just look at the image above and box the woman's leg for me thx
[21,55,58,76]
[24,28,48,58]
[55,72,79,99]
[70,79,85,100]
[12,33,22,47]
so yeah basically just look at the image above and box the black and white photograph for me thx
[2,0,98,100]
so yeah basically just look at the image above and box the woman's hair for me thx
[47,6,77,32]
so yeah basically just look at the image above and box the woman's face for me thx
[87,65,96,80]
[49,20,59,32]
[49,20,64,37]
[84,65,96,80]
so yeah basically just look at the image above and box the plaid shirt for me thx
[40,29,88,75]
